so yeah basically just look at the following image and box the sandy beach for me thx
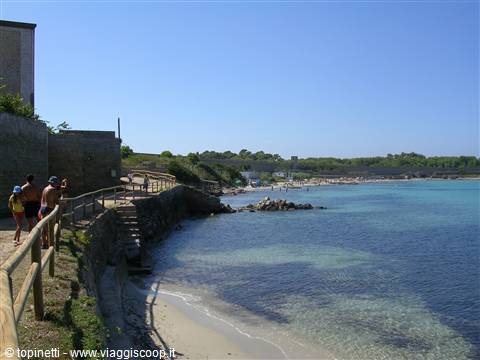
[122,280,300,360]
[223,176,480,196]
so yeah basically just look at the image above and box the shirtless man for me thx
[39,176,68,248]
[22,174,41,231]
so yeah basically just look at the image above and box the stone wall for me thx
[0,20,36,106]
[133,185,231,242]
[74,208,133,350]
[81,209,123,297]
[0,112,48,216]
[48,130,121,196]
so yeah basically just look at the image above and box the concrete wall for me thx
[0,112,48,216]
[48,130,121,195]
[0,20,35,106]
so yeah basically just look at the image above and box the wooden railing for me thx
[128,170,176,193]
[0,172,176,358]
[0,204,61,360]
[127,169,218,194]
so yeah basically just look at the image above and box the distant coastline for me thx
[223,176,480,196]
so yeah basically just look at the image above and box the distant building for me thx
[0,20,36,106]
[273,171,287,178]
[240,171,260,181]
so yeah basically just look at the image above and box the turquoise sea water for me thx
[150,180,480,359]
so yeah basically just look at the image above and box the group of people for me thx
[8,175,68,248]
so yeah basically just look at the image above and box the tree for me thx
[168,160,200,184]
[0,92,39,120]
[121,145,134,158]
[239,149,252,159]
[160,150,173,158]
[47,121,72,134]
[187,152,200,165]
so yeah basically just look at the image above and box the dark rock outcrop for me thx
[238,197,321,212]
[133,185,233,242]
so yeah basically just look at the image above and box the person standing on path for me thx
[143,175,150,192]
[38,176,68,249]
[22,174,41,232]
[8,186,25,246]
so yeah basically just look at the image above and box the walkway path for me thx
[0,216,21,265]
[0,176,166,268]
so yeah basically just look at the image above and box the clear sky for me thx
[2,0,479,158]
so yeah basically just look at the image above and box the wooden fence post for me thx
[92,193,96,213]
[114,188,117,204]
[48,218,55,277]
[55,220,61,252]
[31,230,44,320]
[71,200,75,225]
[0,270,19,354]
[102,190,105,209]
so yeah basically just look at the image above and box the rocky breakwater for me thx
[238,197,324,212]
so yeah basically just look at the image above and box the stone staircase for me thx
[116,205,152,274]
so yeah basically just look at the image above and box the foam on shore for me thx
[124,279,331,360]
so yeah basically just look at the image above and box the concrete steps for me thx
[116,205,151,274]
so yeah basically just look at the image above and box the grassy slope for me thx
[122,153,170,168]
[16,230,104,359]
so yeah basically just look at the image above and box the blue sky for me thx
[2,0,479,158]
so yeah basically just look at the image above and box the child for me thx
[8,186,25,246]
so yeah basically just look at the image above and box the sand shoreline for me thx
[223,176,480,195]
[122,279,331,360]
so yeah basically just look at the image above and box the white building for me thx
[240,171,260,181]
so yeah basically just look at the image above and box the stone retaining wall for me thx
[133,185,230,242]
[48,130,121,196]
[0,112,48,216]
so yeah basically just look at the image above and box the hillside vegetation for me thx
[122,148,247,186]
[122,147,479,176]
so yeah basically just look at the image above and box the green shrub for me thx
[168,160,201,184]
[197,162,226,183]
[121,145,134,158]
[0,92,40,120]
[160,150,173,158]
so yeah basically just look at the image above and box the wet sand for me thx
[123,280,293,360]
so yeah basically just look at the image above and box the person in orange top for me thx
[8,186,25,246]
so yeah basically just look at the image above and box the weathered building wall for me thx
[0,112,48,216]
[48,130,121,195]
[0,20,35,106]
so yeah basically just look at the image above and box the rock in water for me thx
[237,198,319,212]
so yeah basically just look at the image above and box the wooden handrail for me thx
[0,173,178,356]
[13,262,39,325]
[1,206,57,275]
[128,169,176,181]
[0,203,59,359]
[0,269,19,359]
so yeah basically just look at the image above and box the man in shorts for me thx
[22,174,41,231]
[39,176,68,248]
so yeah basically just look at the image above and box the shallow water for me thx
[150,180,480,359]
